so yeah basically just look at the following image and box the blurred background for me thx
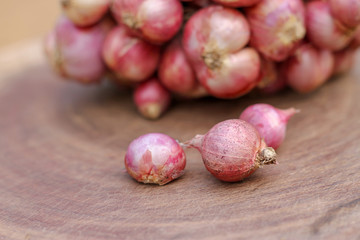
[0,1,60,47]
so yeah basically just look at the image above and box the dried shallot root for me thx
[44,16,113,84]
[125,133,186,185]
[182,119,277,182]
[240,104,299,150]
[133,78,171,120]
[182,5,261,99]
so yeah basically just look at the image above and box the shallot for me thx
[44,16,112,84]
[61,0,110,27]
[112,0,183,44]
[102,26,160,83]
[133,78,171,119]
[183,119,277,182]
[125,133,186,185]
[284,43,334,93]
[245,0,306,61]
[182,5,261,99]
[333,48,356,76]
[158,36,198,95]
[240,104,298,150]
[306,1,355,51]
[328,0,360,28]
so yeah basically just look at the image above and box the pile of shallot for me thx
[45,0,360,119]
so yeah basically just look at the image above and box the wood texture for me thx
[0,41,360,240]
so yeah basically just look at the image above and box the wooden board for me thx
[0,41,360,240]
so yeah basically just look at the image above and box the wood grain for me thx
[0,41,360,240]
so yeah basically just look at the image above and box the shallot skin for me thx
[306,1,355,51]
[184,119,277,182]
[44,16,112,84]
[245,0,306,61]
[182,6,261,99]
[112,0,183,44]
[61,0,110,27]
[102,26,160,83]
[240,104,298,150]
[284,43,334,93]
[125,133,186,185]
[212,0,261,7]
[133,78,171,120]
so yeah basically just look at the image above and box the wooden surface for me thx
[0,41,360,240]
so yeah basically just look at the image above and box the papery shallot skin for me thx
[112,0,183,44]
[328,0,360,28]
[245,0,306,61]
[125,133,186,185]
[158,36,198,95]
[284,43,334,93]
[182,5,261,99]
[61,0,110,27]
[306,1,355,51]
[240,104,298,149]
[184,119,277,182]
[102,26,160,83]
[212,0,261,7]
[133,78,171,119]
[44,16,112,84]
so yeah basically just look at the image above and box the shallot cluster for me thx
[45,0,360,118]
[125,103,297,185]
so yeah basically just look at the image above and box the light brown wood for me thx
[0,41,360,240]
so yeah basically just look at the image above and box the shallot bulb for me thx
[183,119,277,182]
[158,36,198,95]
[61,0,110,27]
[182,5,261,99]
[125,133,186,185]
[112,0,183,44]
[239,104,298,150]
[245,0,306,61]
[211,0,261,8]
[306,1,355,51]
[333,48,356,76]
[102,26,160,83]
[328,0,360,28]
[284,43,334,93]
[44,16,112,84]
[133,78,171,119]
[256,57,286,95]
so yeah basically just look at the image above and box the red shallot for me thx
[102,26,160,83]
[133,78,171,119]
[306,1,355,51]
[112,0,183,44]
[240,104,298,150]
[125,133,186,185]
[61,0,110,27]
[182,5,260,99]
[284,43,334,93]
[245,0,306,61]
[44,16,112,84]
[183,119,277,182]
